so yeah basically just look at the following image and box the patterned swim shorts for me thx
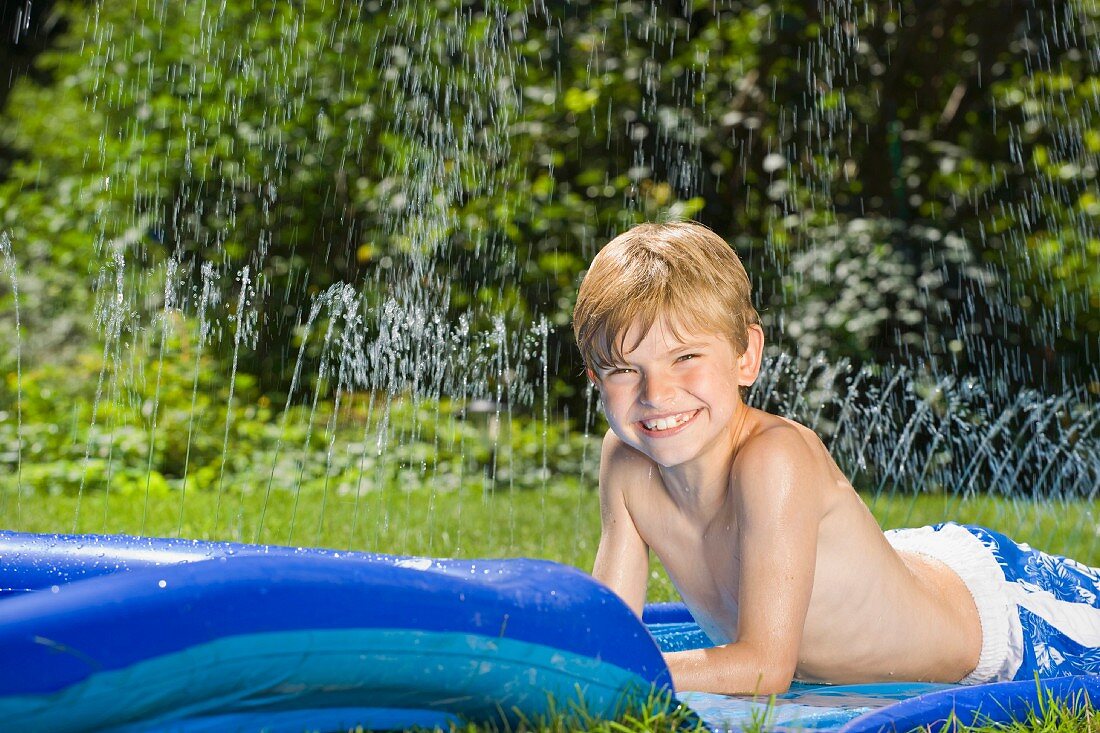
[885,522,1100,684]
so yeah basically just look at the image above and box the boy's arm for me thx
[591,430,650,617]
[665,427,821,695]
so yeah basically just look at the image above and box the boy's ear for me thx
[736,324,765,387]
[585,367,601,386]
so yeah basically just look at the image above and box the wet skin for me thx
[589,319,982,695]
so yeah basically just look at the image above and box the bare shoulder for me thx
[597,429,668,528]
[600,428,657,473]
[734,412,865,534]
[728,412,838,514]
[734,414,820,479]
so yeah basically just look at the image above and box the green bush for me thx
[3,0,1096,401]
[0,331,601,536]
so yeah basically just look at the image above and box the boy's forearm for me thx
[664,643,795,696]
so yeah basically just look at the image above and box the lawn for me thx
[4,483,1096,603]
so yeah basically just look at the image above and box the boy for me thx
[572,221,1100,695]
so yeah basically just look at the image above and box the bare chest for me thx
[635,510,742,644]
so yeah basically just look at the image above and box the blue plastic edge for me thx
[642,601,694,625]
[0,626,653,731]
[840,674,1100,732]
[0,531,672,697]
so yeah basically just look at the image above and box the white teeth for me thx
[642,411,694,431]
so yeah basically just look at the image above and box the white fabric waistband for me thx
[884,524,1024,684]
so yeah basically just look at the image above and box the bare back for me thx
[606,408,981,685]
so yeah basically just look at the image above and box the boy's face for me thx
[589,317,761,471]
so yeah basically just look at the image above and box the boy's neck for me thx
[657,404,753,517]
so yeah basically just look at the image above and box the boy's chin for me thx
[631,441,696,469]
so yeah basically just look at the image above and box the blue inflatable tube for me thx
[0,531,672,732]
[839,674,1100,733]
[2,531,1097,732]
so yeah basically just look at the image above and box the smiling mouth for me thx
[639,409,700,432]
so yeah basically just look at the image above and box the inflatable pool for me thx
[0,531,1096,732]
[0,531,671,732]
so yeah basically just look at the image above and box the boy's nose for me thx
[639,375,676,407]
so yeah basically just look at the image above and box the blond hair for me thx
[573,221,760,370]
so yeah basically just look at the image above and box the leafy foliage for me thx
[2,1,1096,388]
[0,0,1096,513]
[0,327,602,536]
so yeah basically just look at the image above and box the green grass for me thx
[421,683,1100,733]
[412,684,1100,733]
[937,687,1100,733]
[436,688,705,733]
[2,483,1096,603]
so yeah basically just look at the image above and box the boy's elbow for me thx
[711,666,793,696]
[751,671,794,696]
[759,652,800,694]
[735,645,797,696]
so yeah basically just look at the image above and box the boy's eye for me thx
[607,367,635,376]
[676,353,701,362]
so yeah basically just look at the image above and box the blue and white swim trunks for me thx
[885,522,1100,684]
